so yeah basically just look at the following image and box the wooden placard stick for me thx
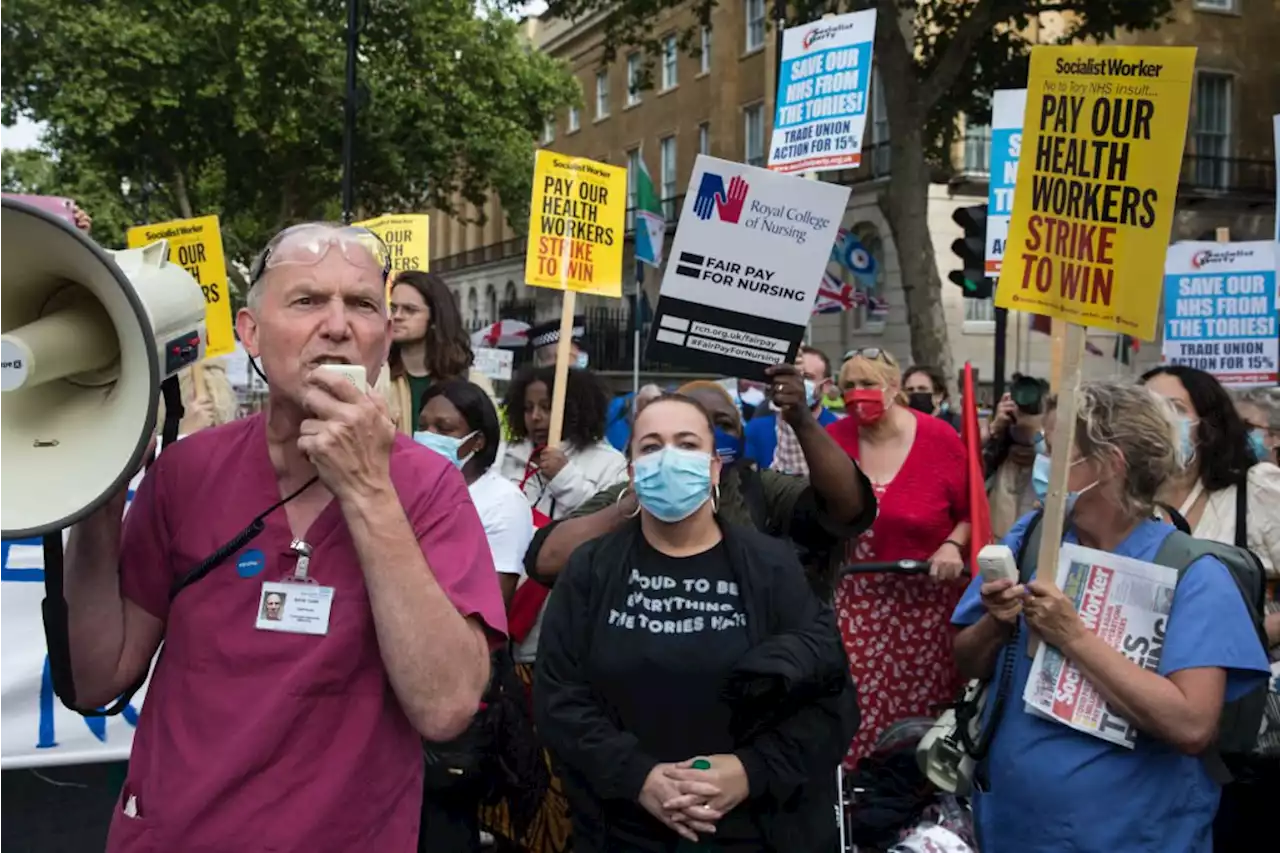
[546,290,578,448]
[1028,321,1087,658]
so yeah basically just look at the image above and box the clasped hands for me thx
[638,754,749,842]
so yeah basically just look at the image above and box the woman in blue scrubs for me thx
[952,381,1270,853]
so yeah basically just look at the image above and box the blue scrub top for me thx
[951,514,1270,853]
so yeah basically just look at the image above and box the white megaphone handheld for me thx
[1,198,208,539]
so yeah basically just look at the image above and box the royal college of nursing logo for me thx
[693,172,749,224]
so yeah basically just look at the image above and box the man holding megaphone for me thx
[60,223,507,852]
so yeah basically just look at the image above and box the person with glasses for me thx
[827,347,972,768]
[377,270,497,435]
[61,223,507,853]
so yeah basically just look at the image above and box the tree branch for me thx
[918,0,1003,112]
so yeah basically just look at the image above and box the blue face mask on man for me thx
[1032,454,1051,502]
[413,430,477,470]
[632,447,714,523]
[1247,429,1268,462]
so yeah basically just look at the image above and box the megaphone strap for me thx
[167,475,319,602]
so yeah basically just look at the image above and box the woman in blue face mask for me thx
[417,379,530,608]
[534,393,858,852]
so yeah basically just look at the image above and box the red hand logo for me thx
[715,176,748,223]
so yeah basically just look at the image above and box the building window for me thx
[698,122,710,155]
[744,103,765,167]
[626,148,641,231]
[485,284,498,324]
[745,0,765,52]
[627,53,642,106]
[662,35,678,90]
[1193,72,1233,189]
[503,280,517,307]
[542,118,554,144]
[963,122,991,174]
[467,288,479,326]
[869,72,890,177]
[964,298,996,324]
[660,135,678,218]
[700,26,712,75]
[595,70,609,119]
[1192,0,1236,11]
[568,105,581,132]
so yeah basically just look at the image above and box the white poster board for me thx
[1162,241,1279,388]
[646,155,851,378]
[767,10,876,175]
[986,89,1027,277]
[0,460,165,768]
[472,347,514,382]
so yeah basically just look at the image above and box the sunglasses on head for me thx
[250,223,392,286]
[843,347,887,362]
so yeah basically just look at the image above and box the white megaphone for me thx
[1,198,208,539]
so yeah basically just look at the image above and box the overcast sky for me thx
[1,1,550,153]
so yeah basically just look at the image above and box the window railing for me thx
[1179,154,1274,195]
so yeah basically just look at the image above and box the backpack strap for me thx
[1235,474,1248,549]
[1016,511,1045,584]
[1156,503,1192,534]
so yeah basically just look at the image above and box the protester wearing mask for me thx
[1234,387,1280,465]
[65,223,506,852]
[417,380,532,608]
[378,271,497,434]
[827,347,971,767]
[534,393,858,852]
[523,369,876,599]
[743,346,840,471]
[606,383,665,453]
[1143,367,1280,852]
[902,364,961,431]
[952,381,1270,853]
[982,375,1051,480]
[989,395,1057,539]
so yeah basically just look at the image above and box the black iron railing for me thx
[1179,154,1275,196]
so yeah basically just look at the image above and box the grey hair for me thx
[1233,387,1280,429]
[1073,381,1181,519]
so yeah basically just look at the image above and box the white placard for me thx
[472,346,513,381]
[768,10,877,175]
[646,155,850,378]
[1162,241,1279,388]
[986,89,1027,277]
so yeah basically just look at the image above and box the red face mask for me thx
[845,388,887,424]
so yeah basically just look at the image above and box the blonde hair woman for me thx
[952,382,1270,853]
[824,347,971,767]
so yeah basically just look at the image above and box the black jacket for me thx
[533,519,857,852]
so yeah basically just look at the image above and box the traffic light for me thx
[949,204,993,300]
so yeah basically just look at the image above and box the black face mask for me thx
[907,392,935,414]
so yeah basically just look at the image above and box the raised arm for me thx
[526,482,633,584]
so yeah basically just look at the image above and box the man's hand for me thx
[298,369,395,502]
[638,764,714,842]
[185,396,219,432]
[764,363,811,428]
[980,578,1023,627]
[533,446,570,481]
[664,755,750,818]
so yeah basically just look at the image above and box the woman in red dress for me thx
[827,348,971,767]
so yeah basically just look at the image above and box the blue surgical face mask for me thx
[1177,416,1197,467]
[632,447,713,523]
[1034,434,1047,456]
[413,430,477,470]
[1064,457,1098,519]
[713,427,743,464]
[1032,454,1051,502]
[574,351,589,369]
[1247,429,1268,462]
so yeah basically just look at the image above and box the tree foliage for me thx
[3,0,579,256]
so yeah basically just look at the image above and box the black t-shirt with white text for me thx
[587,537,760,849]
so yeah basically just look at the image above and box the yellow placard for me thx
[524,150,626,298]
[994,46,1196,341]
[355,213,430,274]
[127,215,235,359]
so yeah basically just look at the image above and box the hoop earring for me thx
[616,486,642,519]
[711,484,721,514]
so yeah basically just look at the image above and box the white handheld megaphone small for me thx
[1,198,207,539]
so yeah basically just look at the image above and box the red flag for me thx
[961,363,994,577]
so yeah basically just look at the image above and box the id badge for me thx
[256,580,334,635]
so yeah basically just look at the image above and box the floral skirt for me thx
[478,663,573,853]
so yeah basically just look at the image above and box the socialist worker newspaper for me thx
[1022,543,1178,748]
